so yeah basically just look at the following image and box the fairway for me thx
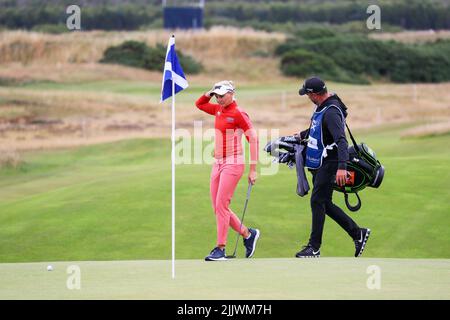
[1,126,449,262]
[0,258,449,300]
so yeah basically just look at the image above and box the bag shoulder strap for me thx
[345,122,360,152]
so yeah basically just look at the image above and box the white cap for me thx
[212,80,235,96]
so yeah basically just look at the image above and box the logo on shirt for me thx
[310,120,318,133]
[226,117,235,123]
[307,136,318,150]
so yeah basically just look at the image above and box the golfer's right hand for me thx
[335,169,348,187]
[205,86,216,98]
[248,170,257,185]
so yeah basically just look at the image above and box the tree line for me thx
[277,27,450,83]
[0,0,449,31]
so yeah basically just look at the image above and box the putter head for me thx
[225,255,236,259]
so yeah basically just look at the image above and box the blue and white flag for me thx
[160,35,189,102]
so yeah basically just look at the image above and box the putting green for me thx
[0,258,448,299]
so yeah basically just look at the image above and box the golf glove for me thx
[205,86,215,98]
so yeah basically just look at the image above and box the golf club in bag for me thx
[226,182,253,259]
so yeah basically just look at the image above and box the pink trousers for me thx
[210,159,246,246]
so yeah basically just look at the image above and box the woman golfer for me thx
[195,80,260,261]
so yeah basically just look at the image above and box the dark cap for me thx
[299,77,326,95]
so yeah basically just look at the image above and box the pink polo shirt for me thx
[195,95,258,163]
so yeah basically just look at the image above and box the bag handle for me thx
[344,191,361,212]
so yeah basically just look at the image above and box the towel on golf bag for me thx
[263,136,309,196]
[294,143,310,196]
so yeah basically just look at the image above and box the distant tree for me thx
[100,41,203,74]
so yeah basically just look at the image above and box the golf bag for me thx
[264,124,385,212]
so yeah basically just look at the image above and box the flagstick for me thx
[171,69,176,279]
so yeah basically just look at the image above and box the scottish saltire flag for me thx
[160,35,189,102]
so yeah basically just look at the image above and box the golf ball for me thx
[47,265,53,271]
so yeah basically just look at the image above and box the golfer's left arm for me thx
[237,111,258,185]
[325,108,349,186]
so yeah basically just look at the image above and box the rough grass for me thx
[370,30,450,43]
[1,75,450,151]
[0,28,285,79]
[401,122,450,138]
[1,29,449,151]
[0,148,23,169]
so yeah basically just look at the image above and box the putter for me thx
[226,182,253,259]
